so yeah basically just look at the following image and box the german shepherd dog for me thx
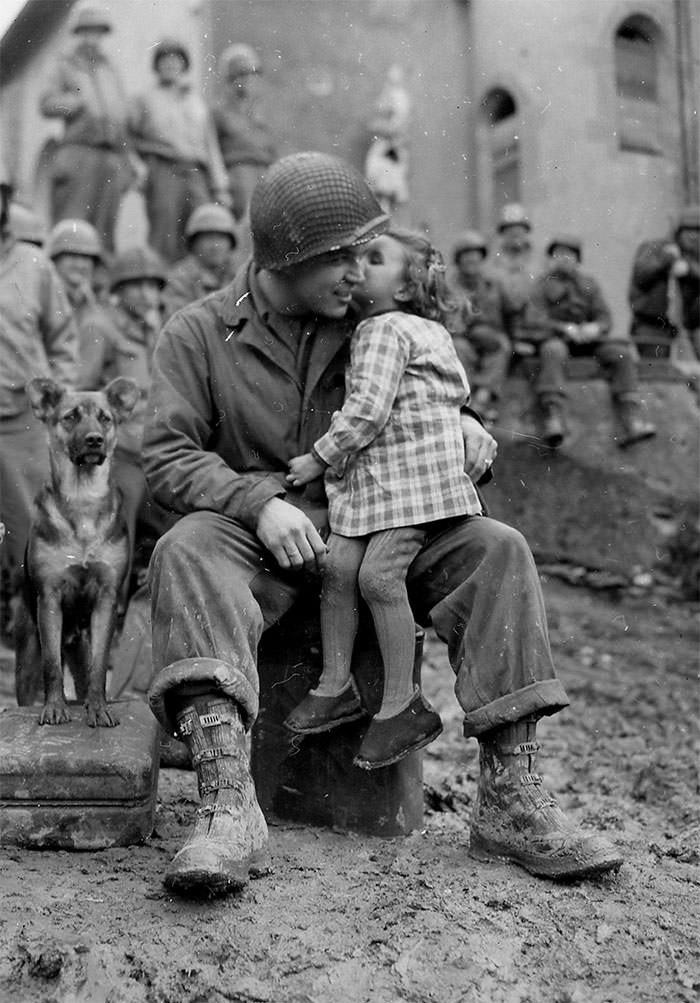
[15,377,140,727]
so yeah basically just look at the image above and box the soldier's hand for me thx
[578,322,601,343]
[257,497,327,572]
[562,323,581,342]
[671,258,690,278]
[461,414,497,481]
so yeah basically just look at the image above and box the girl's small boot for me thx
[164,694,269,897]
[470,716,623,879]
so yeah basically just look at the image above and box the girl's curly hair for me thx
[388,228,456,323]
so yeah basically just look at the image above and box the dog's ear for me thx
[103,377,141,422]
[25,378,65,422]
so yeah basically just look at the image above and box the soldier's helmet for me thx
[676,204,700,234]
[71,7,112,34]
[546,234,582,262]
[47,219,103,261]
[250,151,389,272]
[220,43,262,80]
[452,229,488,262]
[185,203,238,246]
[110,246,167,291]
[9,204,46,247]
[497,203,532,234]
[152,37,190,71]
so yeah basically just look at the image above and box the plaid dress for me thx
[315,311,482,536]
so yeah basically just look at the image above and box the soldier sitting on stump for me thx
[519,234,656,449]
[141,152,622,899]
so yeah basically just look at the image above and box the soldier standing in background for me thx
[163,203,239,319]
[628,205,700,361]
[8,204,46,249]
[129,39,231,264]
[0,165,78,634]
[105,246,172,602]
[39,7,133,252]
[212,44,278,226]
[47,219,119,390]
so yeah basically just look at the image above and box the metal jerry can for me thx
[0,699,159,850]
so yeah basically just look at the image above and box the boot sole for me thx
[353,721,443,770]
[164,847,270,899]
[469,830,623,880]
[284,707,368,735]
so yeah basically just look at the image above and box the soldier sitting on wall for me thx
[519,235,656,449]
[163,204,239,319]
[446,230,513,425]
[488,203,539,336]
[628,204,700,362]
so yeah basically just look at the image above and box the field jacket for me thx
[142,262,353,533]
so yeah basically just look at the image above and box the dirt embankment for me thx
[0,579,698,1003]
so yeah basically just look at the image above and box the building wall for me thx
[1,0,696,333]
[205,0,473,238]
[467,0,696,330]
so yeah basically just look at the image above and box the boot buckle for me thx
[200,711,224,728]
[512,742,539,756]
[197,803,239,819]
[199,779,244,797]
[192,746,233,766]
[520,772,542,786]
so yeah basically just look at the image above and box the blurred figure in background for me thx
[628,204,700,361]
[447,230,512,424]
[105,247,171,602]
[0,165,78,637]
[163,203,239,318]
[489,202,539,338]
[522,235,656,449]
[213,44,277,226]
[8,203,46,249]
[39,6,133,252]
[129,38,230,264]
[47,219,119,390]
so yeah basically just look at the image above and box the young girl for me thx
[284,229,483,769]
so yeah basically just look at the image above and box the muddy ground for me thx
[0,577,697,1003]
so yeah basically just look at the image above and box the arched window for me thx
[479,87,521,218]
[614,15,662,153]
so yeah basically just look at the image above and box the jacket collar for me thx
[217,261,352,392]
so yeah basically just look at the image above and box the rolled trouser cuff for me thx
[149,657,259,735]
[462,679,569,738]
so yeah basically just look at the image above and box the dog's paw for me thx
[86,703,120,728]
[39,701,72,725]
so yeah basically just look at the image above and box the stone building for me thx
[1,0,697,328]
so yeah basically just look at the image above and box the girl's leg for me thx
[284,534,368,734]
[314,533,368,696]
[358,527,427,718]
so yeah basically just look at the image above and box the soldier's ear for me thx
[25,378,65,422]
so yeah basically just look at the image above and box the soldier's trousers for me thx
[147,511,569,737]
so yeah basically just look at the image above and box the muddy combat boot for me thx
[164,696,269,898]
[470,717,623,879]
[614,398,656,449]
[539,398,567,448]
